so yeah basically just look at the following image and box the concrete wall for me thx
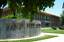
[0,19,41,39]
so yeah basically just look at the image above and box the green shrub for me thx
[58,26,64,30]
[51,26,57,30]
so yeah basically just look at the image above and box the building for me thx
[2,8,61,27]
[33,12,61,27]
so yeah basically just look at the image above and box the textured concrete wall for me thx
[0,19,41,39]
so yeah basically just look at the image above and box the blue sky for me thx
[44,0,64,16]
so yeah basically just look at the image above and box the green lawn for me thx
[1,14,22,19]
[0,35,56,42]
[41,27,64,34]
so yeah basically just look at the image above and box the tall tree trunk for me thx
[13,10,15,16]
[0,9,3,18]
[12,8,16,18]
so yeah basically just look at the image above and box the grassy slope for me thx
[41,27,64,34]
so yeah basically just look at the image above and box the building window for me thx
[41,16,45,20]
[45,16,50,21]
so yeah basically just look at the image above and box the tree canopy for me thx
[61,2,64,25]
[61,11,64,25]
[0,0,7,9]
[0,0,55,20]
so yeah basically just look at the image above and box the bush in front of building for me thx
[58,26,64,30]
[51,26,57,30]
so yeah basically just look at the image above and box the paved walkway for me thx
[41,32,64,36]
[35,36,64,42]
[34,33,64,42]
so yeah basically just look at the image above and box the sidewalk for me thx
[34,36,64,42]
[34,33,64,42]
[41,32,64,37]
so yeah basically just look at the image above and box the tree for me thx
[61,11,64,25]
[61,2,64,25]
[0,0,7,8]
[0,0,7,17]
[0,0,55,20]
